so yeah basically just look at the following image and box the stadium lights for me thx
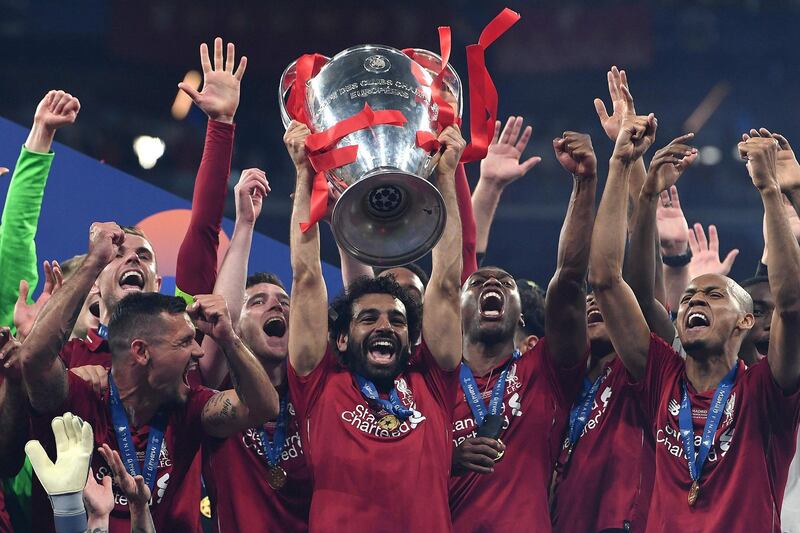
[133,135,166,170]
[699,146,722,166]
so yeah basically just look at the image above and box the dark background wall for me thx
[2,0,798,285]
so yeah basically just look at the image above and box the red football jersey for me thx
[30,372,214,533]
[550,357,654,532]
[288,341,458,533]
[639,334,800,532]
[449,338,587,533]
[203,392,312,533]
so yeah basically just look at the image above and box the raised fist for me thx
[188,294,235,344]
[612,112,657,164]
[234,168,270,226]
[34,90,80,132]
[553,132,597,179]
[87,222,125,267]
[436,124,467,177]
[284,121,313,171]
[738,136,779,191]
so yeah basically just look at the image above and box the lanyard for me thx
[459,350,521,427]
[567,371,606,447]
[354,374,414,419]
[679,364,738,483]
[108,373,167,492]
[259,394,289,467]
[97,324,108,339]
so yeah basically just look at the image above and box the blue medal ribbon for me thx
[108,373,167,493]
[97,324,109,340]
[459,350,521,427]
[567,371,606,447]
[354,374,414,419]
[259,394,289,467]
[678,364,738,484]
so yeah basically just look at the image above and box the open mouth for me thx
[118,269,145,291]
[587,308,604,325]
[366,335,398,366]
[182,361,198,387]
[262,316,287,338]
[479,289,505,320]
[686,310,711,329]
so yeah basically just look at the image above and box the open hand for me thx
[97,444,151,507]
[594,66,635,142]
[82,468,114,524]
[13,260,64,341]
[656,186,690,256]
[688,223,738,278]
[179,37,247,124]
[479,116,541,189]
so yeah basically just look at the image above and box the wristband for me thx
[49,492,87,533]
[662,248,692,267]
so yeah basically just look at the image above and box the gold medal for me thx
[377,414,400,431]
[493,439,505,462]
[267,465,287,490]
[688,480,700,507]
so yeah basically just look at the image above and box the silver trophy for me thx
[279,45,462,267]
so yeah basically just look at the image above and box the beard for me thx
[469,319,515,346]
[343,335,411,390]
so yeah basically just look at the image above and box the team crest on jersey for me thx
[668,398,681,417]
[341,376,426,438]
[724,392,736,426]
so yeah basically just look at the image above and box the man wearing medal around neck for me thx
[198,168,313,532]
[448,131,595,532]
[589,81,800,530]
[18,222,280,533]
[285,120,465,533]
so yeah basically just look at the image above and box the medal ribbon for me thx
[459,350,521,426]
[108,373,167,493]
[678,364,738,484]
[354,374,414,420]
[567,372,606,446]
[259,394,288,468]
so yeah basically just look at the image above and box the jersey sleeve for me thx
[287,345,337,423]
[0,146,54,329]
[174,120,235,301]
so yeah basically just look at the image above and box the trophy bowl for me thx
[279,44,462,267]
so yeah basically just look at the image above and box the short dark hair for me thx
[108,292,187,359]
[120,225,148,239]
[246,272,286,291]
[518,279,546,337]
[740,276,769,290]
[374,262,429,287]
[329,275,422,347]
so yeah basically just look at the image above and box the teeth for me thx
[481,290,502,302]
[688,312,710,327]
[120,270,143,287]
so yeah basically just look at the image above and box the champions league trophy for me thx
[279,45,462,267]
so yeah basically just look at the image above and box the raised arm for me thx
[656,187,692,312]
[192,294,278,437]
[471,116,541,258]
[739,135,800,391]
[19,222,120,413]
[286,121,329,376]
[588,103,657,380]
[422,125,466,371]
[545,132,597,367]
[626,134,697,343]
[0,330,27,476]
[200,169,269,388]
[0,90,79,329]
[174,37,247,302]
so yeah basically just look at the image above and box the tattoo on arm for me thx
[203,393,238,426]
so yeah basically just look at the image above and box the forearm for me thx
[175,120,235,297]
[430,168,463,299]
[85,513,109,533]
[455,164,478,282]
[0,379,28,476]
[554,176,596,282]
[664,264,690,311]
[762,187,800,310]
[24,124,56,155]
[470,179,503,256]
[130,504,155,533]
[214,222,254,324]
[590,159,634,288]
[291,169,324,286]
[0,147,54,327]
[335,243,373,287]
[627,160,646,223]
[220,335,278,420]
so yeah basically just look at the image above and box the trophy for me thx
[279,45,462,267]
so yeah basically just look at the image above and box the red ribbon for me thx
[305,103,407,153]
[460,8,520,163]
[286,53,328,126]
[416,131,440,152]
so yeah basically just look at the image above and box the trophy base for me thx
[330,169,446,267]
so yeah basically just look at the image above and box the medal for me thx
[461,350,521,441]
[377,414,400,431]
[493,439,505,462]
[267,465,287,490]
[688,480,700,507]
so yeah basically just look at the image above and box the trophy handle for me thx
[278,60,298,130]
[407,48,463,120]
